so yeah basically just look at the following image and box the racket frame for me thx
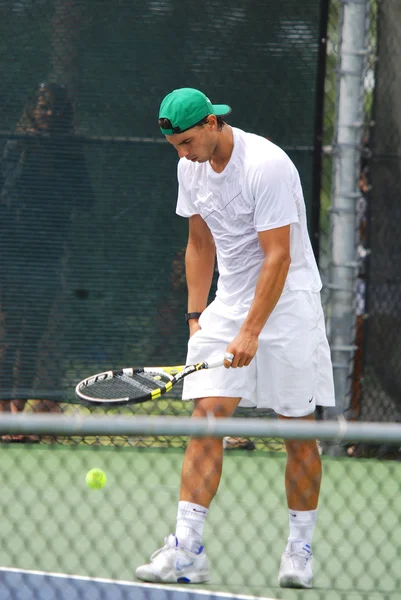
[75,356,231,406]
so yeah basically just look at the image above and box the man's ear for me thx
[207,114,217,130]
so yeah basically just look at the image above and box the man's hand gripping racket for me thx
[75,352,234,406]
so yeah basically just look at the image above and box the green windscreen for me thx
[0,0,322,402]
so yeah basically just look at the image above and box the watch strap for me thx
[185,312,202,325]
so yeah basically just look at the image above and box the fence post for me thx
[327,0,370,423]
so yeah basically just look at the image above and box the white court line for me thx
[0,566,279,600]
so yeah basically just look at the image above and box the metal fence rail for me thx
[1,413,401,443]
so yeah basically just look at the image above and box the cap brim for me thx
[211,104,232,117]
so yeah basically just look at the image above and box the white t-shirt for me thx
[176,127,322,307]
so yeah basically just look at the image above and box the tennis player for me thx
[136,88,335,589]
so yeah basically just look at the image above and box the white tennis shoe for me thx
[278,541,313,588]
[135,534,210,584]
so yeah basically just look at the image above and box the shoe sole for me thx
[136,571,209,584]
[279,574,312,589]
[177,573,210,584]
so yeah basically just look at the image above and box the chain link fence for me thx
[0,2,400,598]
[333,0,401,459]
[1,0,326,452]
[358,0,401,424]
[1,2,396,438]
[0,416,399,599]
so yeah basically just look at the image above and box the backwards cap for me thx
[158,88,231,135]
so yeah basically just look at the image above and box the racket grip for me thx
[224,352,234,363]
[203,353,234,370]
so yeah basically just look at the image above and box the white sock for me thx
[175,500,208,553]
[287,509,318,549]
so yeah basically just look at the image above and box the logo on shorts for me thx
[309,397,314,403]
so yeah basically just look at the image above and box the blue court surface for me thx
[0,568,277,600]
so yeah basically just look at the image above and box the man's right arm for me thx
[185,214,216,333]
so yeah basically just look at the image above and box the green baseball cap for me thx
[158,88,231,135]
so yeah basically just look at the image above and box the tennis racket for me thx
[75,353,234,406]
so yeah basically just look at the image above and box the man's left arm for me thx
[225,224,291,368]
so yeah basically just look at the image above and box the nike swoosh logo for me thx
[290,513,297,517]
[309,397,313,403]
[176,560,194,571]
[193,508,207,513]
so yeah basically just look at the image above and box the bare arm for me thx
[186,214,216,334]
[226,224,291,367]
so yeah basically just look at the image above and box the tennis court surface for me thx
[0,568,280,600]
[0,435,399,600]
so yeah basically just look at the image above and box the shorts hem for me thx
[275,406,316,418]
[316,398,336,407]
[182,388,244,401]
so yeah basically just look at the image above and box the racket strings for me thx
[120,371,170,393]
[81,371,171,401]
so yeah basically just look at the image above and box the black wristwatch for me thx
[185,312,202,325]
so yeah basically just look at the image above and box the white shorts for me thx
[183,290,335,417]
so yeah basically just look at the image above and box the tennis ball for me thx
[86,468,107,490]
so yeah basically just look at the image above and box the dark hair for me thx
[18,82,74,134]
[158,117,174,130]
[198,115,226,132]
[158,114,226,134]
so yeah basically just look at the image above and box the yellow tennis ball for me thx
[86,468,107,490]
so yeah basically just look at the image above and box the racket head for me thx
[75,367,177,406]
[74,356,229,406]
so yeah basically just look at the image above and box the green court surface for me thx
[0,444,399,600]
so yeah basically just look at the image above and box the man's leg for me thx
[280,414,321,511]
[136,396,240,584]
[180,396,241,507]
[278,413,320,589]
[176,396,240,553]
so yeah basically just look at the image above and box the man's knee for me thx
[284,438,319,461]
[192,396,240,418]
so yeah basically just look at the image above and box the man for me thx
[136,88,335,589]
